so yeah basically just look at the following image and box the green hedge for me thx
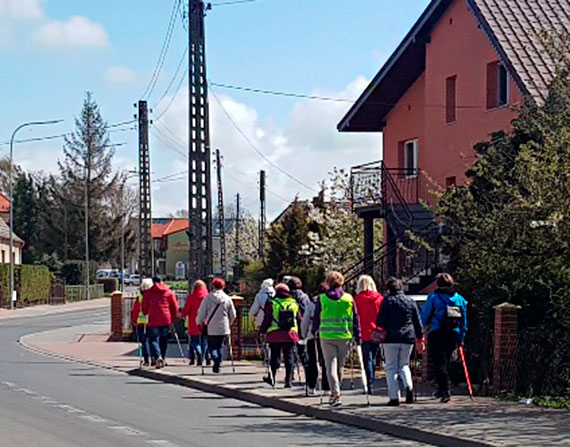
[0,264,52,307]
[97,278,119,294]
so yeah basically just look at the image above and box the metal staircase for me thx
[346,162,442,293]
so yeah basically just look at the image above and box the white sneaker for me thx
[307,388,316,396]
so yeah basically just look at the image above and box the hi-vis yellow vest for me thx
[319,293,354,340]
[137,296,149,325]
[267,297,299,333]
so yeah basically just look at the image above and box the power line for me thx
[153,45,189,111]
[140,0,179,100]
[153,120,187,150]
[154,66,189,122]
[210,87,318,193]
[211,0,272,6]
[210,80,501,110]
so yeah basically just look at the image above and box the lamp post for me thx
[121,170,138,292]
[9,120,63,309]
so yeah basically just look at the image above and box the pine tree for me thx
[12,173,42,263]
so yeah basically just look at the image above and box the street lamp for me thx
[9,119,63,309]
[121,169,138,292]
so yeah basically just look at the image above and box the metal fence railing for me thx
[65,284,105,302]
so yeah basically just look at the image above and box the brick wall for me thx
[493,302,520,392]
[110,291,124,341]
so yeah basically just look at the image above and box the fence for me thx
[65,284,105,302]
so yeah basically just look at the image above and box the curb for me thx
[130,368,494,447]
[19,331,494,447]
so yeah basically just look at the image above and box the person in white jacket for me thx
[196,278,236,373]
[249,279,275,328]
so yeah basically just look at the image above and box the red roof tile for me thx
[152,218,189,239]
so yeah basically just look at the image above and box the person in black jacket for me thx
[377,278,424,406]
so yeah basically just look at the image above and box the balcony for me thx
[350,161,419,213]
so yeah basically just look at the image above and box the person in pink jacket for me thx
[354,275,384,393]
[180,280,209,366]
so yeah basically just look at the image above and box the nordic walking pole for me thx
[137,327,143,368]
[227,334,236,373]
[458,345,474,400]
[200,333,205,375]
[356,343,370,406]
[413,346,418,403]
[350,341,355,390]
[171,324,186,363]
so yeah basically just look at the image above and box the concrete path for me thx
[20,323,570,447]
[0,298,109,320]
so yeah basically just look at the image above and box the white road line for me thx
[108,426,147,436]
[146,441,180,447]
[2,381,15,387]
[14,387,36,395]
[55,404,85,414]
[78,414,108,423]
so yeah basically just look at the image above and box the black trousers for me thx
[428,329,458,395]
[269,342,295,385]
[305,339,318,389]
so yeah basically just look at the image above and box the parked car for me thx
[126,274,140,286]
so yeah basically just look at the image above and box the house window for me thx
[487,61,509,109]
[446,176,457,189]
[446,75,457,123]
[403,139,418,177]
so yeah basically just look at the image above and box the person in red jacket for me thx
[354,274,384,393]
[141,276,179,369]
[131,278,154,366]
[180,280,209,366]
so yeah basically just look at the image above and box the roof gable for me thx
[338,0,570,132]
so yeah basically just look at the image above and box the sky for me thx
[0,0,431,219]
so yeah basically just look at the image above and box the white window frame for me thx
[404,139,419,178]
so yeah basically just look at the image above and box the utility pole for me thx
[137,100,153,278]
[259,170,266,259]
[215,149,227,279]
[235,193,240,264]
[188,0,213,284]
[84,155,90,300]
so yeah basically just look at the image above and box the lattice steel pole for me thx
[188,0,213,283]
[259,170,266,259]
[216,149,226,279]
[138,100,153,277]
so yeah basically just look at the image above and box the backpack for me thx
[274,300,295,331]
[437,294,462,331]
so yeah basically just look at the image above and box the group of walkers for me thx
[131,276,236,373]
[131,270,468,407]
[251,271,467,406]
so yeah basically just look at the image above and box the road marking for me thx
[78,414,108,423]
[55,404,85,414]
[108,426,147,436]
[2,381,15,387]
[15,387,36,395]
[147,441,179,447]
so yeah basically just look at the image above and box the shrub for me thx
[60,260,98,285]
[97,278,119,294]
[0,264,52,307]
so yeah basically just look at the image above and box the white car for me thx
[126,274,141,286]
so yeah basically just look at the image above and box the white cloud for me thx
[151,76,380,220]
[0,0,43,20]
[32,16,109,49]
[104,66,137,84]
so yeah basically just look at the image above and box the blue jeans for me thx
[136,326,150,363]
[208,335,225,367]
[362,341,380,389]
[189,335,208,361]
[148,326,170,361]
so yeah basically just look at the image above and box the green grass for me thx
[165,281,188,290]
[498,391,570,410]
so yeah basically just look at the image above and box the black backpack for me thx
[438,294,462,330]
[274,300,295,331]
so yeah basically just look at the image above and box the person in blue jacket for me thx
[420,273,467,403]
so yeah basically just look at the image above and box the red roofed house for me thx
[338,0,569,291]
[152,218,190,279]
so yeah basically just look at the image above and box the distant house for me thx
[338,0,569,290]
[152,218,190,279]
[0,217,23,265]
[0,192,10,223]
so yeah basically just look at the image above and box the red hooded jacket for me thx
[354,290,384,342]
[181,286,209,336]
[141,282,179,327]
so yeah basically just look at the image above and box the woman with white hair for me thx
[354,275,384,393]
[131,278,154,366]
[249,279,275,328]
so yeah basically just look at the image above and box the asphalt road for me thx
[0,307,429,447]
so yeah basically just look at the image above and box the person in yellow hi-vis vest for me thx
[313,271,361,407]
[259,283,300,388]
[131,278,154,366]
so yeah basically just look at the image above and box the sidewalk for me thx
[0,298,109,320]
[20,324,570,447]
